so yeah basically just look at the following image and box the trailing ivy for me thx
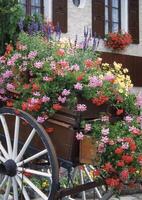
[0,0,23,54]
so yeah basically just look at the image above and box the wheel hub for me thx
[2,159,17,177]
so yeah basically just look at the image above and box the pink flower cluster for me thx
[28,51,38,59]
[88,76,103,88]
[76,104,87,112]
[34,61,44,69]
[7,53,21,66]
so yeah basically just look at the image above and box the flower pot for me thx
[79,135,97,165]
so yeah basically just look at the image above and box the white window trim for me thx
[121,0,128,32]
[44,0,52,21]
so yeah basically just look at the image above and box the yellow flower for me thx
[118,88,124,93]
[123,68,129,73]
[113,62,122,71]
[42,180,49,188]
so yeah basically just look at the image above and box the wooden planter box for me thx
[79,135,97,165]
[2,91,107,165]
[45,99,106,165]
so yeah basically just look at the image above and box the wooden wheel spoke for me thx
[12,116,20,159]
[0,155,6,162]
[17,149,48,167]
[18,167,52,178]
[0,115,12,157]
[0,142,9,159]
[3,177,11,200]
[15,175,30,200]
[0,176,8,189]
[15,128,36,162]
[12,177,19,200]
[18,174,49,200]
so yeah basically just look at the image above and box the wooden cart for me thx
[0,99,114,200]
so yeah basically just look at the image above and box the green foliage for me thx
[17,32,52,59]
[0,0,23,54]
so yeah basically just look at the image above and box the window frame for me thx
[105,0,121,33]
[20,0,44,16]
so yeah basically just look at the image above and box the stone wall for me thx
[66,0,142,57]
[66,0,92,41]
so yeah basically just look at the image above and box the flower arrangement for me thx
[105,32,132,50]
[0,32,142,194]
[81,112,142,191]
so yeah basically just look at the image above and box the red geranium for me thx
[105,32,132,50]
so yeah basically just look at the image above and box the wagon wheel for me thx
[0,107,59,200]
[62,165,113,200]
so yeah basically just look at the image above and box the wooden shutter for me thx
[52,0,67,33]
[128,0,139,44]
[92,0,105,37]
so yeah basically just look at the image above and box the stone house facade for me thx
[20,0,142,87]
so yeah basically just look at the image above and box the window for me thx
[105,0,121,34]
[19,0,44,15]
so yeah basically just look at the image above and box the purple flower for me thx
[76,104,87,112]
[74,82,83,90]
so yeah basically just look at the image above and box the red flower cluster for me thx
[105,32,132,50]
[92,95,109,106]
